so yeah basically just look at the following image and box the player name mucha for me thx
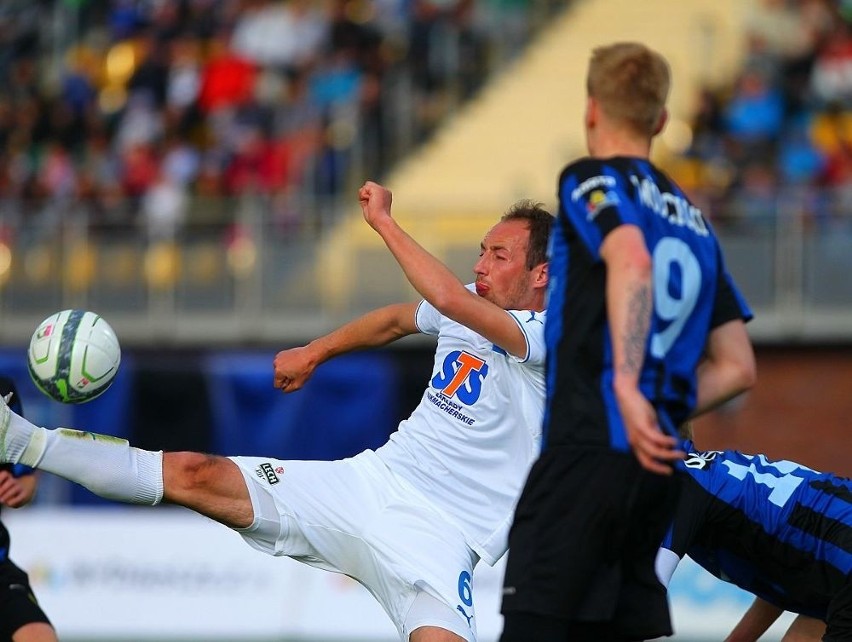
[426,391,476,425]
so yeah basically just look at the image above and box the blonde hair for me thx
[587,42,670,138]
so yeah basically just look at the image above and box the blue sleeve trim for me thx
[11,464,35,477]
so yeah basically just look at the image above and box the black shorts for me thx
[0,558,52,639]
[501,446,682,641]
[826,578,852,641]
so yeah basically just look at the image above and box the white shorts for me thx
[230,450,479,641]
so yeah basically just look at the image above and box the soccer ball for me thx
[27,309,121,403]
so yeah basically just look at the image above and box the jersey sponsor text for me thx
[629,175,709,237]
[426,391,476,425]
[570,174,617,201]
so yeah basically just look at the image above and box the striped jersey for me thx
[545,156,751,450]
[663,441,852,619]
[376,287,546,565]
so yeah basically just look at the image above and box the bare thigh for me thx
[162,452,254,528]
[12,622,58,642]
[410,626,468,642]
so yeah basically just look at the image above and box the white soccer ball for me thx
[27,309,121,404]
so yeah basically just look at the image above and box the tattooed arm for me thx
[600,224,684,475]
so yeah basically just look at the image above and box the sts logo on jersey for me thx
[431,350,489,405]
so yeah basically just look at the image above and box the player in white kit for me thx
[0,182,552,642]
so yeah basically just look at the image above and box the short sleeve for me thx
[711,244,754,327]
[505,310,547,365]
[558,159,638,259]
[415,283,480,335]
[415,299,442,335]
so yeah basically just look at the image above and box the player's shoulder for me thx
[558,158,635,210]
[558,156,636,183]
[506,308,546,327]
[560,157,616,184]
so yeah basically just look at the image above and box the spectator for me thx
[141,167,188,242]
[197,31,257,114]
[778,114,825,186]
[0,0,560,236]
[127,31,171,110]
[811,21,852,107]
[230,0,326,72]
[723,67,785,160]
[165,35,202,118]
[120,141,159,215]
[223,124,288,195]
[727,161,780,231]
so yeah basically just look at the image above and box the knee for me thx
[165,452,224,493]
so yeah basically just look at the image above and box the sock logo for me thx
[256,462,280,485]
[58,428,128,446]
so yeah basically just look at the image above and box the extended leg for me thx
[163,452,253,528]
[0,396,253,527]
[409,626,467,642]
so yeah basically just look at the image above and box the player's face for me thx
[473,219,535,310]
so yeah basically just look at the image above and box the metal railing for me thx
[0,187,851,346]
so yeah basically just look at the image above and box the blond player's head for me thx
[586,42,670,141]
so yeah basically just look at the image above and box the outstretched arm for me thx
[725,598,825,642]
[274,302,419,392]
[358,181,531,358]
[600,224,683,474]
[781,614,826,642]
[693,319,756,417]
[725,597,783,642]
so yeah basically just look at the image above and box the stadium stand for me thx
[316,0,751,310]
[0,0,851,343]
[0,0,571,343]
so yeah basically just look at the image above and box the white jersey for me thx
[375,291,546,566]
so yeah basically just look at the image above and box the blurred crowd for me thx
[8,0,845,244]
[674,0,852,232]
[0,0,555,240]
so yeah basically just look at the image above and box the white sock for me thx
[0,401,164,505]
[39,429,164,505]
[0,397,46,465]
